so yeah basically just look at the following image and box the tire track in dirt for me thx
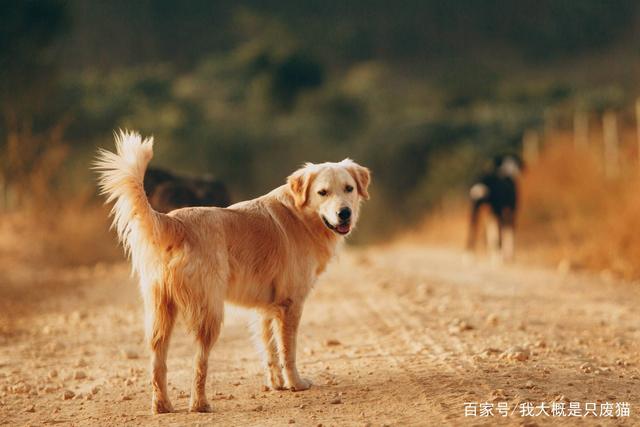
[2,244,640,426]
[349,260,485,424]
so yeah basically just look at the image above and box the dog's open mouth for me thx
[322,216,351,235]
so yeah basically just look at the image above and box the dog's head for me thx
[287,159,370,236]
[493,154,524,178]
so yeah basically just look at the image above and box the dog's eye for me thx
[345,185,354,193]
[317,189,328,196]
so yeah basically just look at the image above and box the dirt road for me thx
[1,244,639,426]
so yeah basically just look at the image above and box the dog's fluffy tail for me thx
[94,130,183,277]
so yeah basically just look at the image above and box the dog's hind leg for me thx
[502,226,515,262]
[467,201,481,251]
[252,314,285,391]
[500,208,516,262]
[273,300,311,391]
[188,302,222,412]
[144,285,177,414]
[486,216,501,265]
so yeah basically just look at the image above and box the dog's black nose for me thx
[338,207,351,221]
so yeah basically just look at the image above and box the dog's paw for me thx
[189,400,213,413]
[289,377,312,392]
[152,398,174,414]
[262,380,285,391]
[263,367,285,391]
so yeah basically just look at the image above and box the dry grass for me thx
[519,133,640,278]
[410,129,640,279]
[401,199,469,248]
[0,121,124,270]
[0,197,122,270]
[3,126,640,279]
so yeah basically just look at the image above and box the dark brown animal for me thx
[144,167,230,213]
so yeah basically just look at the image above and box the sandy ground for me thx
[1,244,639,426]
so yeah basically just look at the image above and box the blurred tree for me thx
[3,0,640,238]
[485,0,637,58]
[0,0,70,208]
[269,51,324,111]
[58,1,639,67]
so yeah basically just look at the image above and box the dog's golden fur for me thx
[94,130,370,414]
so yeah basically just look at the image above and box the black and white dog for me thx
[467,154,523,262]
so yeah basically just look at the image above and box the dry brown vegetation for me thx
[411,128,640,280]
[0,119,124,270]
[0,199,121,271]
[519,131,640,279]
[3,122,640,282]
[0,204,120,269]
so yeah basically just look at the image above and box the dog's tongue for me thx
[336,223,350,234]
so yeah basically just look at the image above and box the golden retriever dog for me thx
[94,130,370,414]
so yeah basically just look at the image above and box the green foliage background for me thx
[2,0,640,241]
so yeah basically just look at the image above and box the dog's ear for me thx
[287,166,313,208]
[343,159,371,200]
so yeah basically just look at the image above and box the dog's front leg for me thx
[274,301,311,391]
